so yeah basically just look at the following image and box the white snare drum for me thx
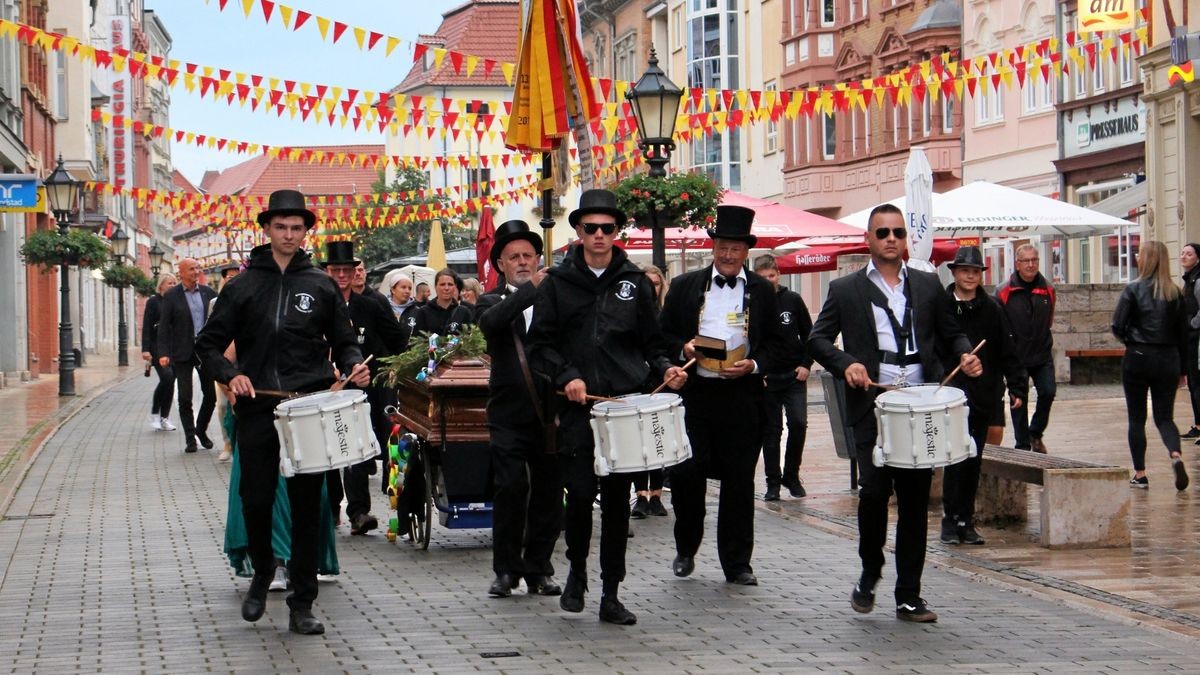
[589,393,692,477]
[274,389,380,476]
[872,385,975,469]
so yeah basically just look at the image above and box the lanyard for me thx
[698,274,751,348]
[867,276,915,360]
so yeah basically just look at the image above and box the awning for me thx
[775,238,969,274]
[1088,181,1147,219]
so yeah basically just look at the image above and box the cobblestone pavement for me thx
[2,377,1200,673]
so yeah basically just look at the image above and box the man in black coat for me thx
[323,241,410,536]
[659,205,789,588]
[808,203,981,623]
[475,220,562,599]
[156,257,218,453]
[528,189,688,626]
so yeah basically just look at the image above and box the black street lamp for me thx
[110,227,130,367]
[148,241,165,281]
[626,47,683,272]
[45,156,82,396]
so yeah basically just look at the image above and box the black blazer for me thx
[659,265,790,379]
[808,266,971,427]
[347,291,410,378]
[141,294,164,358]
[476,282,543,430]
[156,283,217,363]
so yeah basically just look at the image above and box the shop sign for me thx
[1064,98,1146,158]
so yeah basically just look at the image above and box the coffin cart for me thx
[386,358,493,549]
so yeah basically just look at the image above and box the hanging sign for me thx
[0,174,44,212]
[1077,0,1136,33]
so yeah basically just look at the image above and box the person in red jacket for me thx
[996,244,1056,454]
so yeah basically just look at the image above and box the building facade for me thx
[0,0,32,381]
[779,0,964,219]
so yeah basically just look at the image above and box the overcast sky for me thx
[144,1,463,185]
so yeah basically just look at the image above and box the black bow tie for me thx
[714,275,739,289]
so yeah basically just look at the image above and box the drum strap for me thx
[512,324,557,454]
[865,277,915,363]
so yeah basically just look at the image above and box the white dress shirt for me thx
[865,261,924,386]
[697,268,748,378]
[506,283,533,332]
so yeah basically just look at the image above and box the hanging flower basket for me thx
[102,263,149,291]
[19,229,110,270]
[134,276,157,298]
[612,171,723,231]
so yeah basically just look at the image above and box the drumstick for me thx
[938,339,987,389]
[256,388,300,398]
[866,381,898,392]
[331,355,375,392]
[556,391,624,403]
[650,357,698,395]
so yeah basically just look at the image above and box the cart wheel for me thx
[406,444,433,550]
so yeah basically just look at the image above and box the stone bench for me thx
[976,444,1130,549]
[1065,348,1125,385]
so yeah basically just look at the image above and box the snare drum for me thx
[589,393,692,477]
[871,385,975,469]
[274,389,380,476]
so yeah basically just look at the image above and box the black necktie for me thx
[715,275,739,288]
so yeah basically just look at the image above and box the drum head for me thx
[275,389,365,414]
[875,385,965,412]
[592,393,679,417]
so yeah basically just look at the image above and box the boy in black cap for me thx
[659,204,789,587]
[196,189,369,635]
[939,246,1027,546]
[528,189,688,625]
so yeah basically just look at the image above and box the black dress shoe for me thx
[672,555,694,578]
[184,442,198,454]
[288,608,326,635]
[241,574,271,622]
[197,433,214,450]
[525,574,562,596]
[350,513,378,535]
[763,485,781,502]
[598,596,637,625]
[728,572,758,586]
[782,480,807,498]
[648,495,668,516]
[560,569,587,612]
[630,496,650,519]
[488,573,519,598]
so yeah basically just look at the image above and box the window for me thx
[892,101,901,146]
[803,0,810,29]
[673,7,685,50]
[785,41,796,66]
[849,0,858,22]
[922,96,932,136]
[975,80,1003,124]
[821,113,836,159]
[1024,76,1039,114]
[467,168,491,199]
[851,105,858,155]
[1119,43,1134,85]
[1092,35,1106,94]
[52,40,67,120]
[614,31,638,83]
[764,81,779,154]
[942,96,954,133]
[821,0,835,26]
[786,0,794,35]
[863,107,870,152]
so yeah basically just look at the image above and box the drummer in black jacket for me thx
[937,247,1026,546]
[475,220,563,600]
[195,189,368,636]
[659,206,789,588]
[527,189,688,626]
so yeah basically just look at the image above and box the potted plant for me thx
[102,263,150,291]
[19,228,111,270]
[612,170,724,230]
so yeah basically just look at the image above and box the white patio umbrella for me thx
[904,148,936,272]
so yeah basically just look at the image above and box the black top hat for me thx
[321,240,360,267]
[490,219,543,265]
[568,189,627,228]
[707,205,757,247]
[256,189,317,229]
[948,245,988,270]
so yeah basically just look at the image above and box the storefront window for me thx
[1103,229,1139,283]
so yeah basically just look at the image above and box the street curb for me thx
[758,498,1200,642]
[0,369,139,518]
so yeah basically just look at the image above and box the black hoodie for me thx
[196,244,362,393]
[939,283,1028,415]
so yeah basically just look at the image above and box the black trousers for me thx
[150,363,174,417]
[762,379,808,487]
[490,420,562,577]
[235,396,324,610]
[344,386,390,520]
[670,376,763,578]
[632,469,663,492]
[1122,344,1182,471]
[942,407,989,524]
[854,417,932,606]
[562,434,632,588]
[174,358,216,443]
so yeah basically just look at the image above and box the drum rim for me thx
[274,388,367,414]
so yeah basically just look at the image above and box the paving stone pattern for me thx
[1,378,1199,673]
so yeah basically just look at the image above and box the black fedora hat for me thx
[320,240,360,267]
[256,189,316,229]
[490,219,543,265]
[948,245,988,270]
[707,205,757,248]
[568,189,627,228]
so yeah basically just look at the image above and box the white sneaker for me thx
[269,566,289,591]
[159,418,177,431]
[218,447,232,462]
[148,414,161,430]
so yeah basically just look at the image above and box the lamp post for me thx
[110,227,130,367]
[148,241,164,281]
[45,156,82,396]
[626,47,683,272]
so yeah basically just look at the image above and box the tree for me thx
[354,167,474,269]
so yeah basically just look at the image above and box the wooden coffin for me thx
[391,357,491,443]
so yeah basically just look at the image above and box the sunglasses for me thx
[873,227,907,240]
[582,222,618,235]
